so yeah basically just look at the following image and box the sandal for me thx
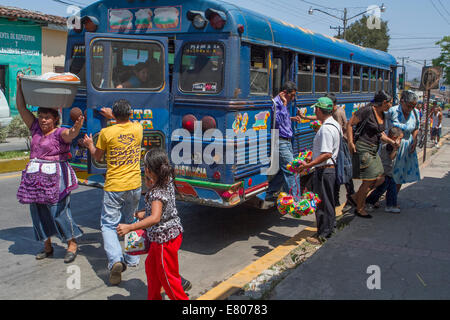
[354,208,372,219]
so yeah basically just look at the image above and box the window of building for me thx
[297,53,312,93]
[314,57,327,93]
[250,46,269,95]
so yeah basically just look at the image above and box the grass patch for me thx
[0,150,29,160]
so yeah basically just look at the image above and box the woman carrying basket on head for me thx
[15,75,84,263]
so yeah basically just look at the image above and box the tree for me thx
[336,15,390,52]
[432,36,450,85]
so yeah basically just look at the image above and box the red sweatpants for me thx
[145,234,189,300]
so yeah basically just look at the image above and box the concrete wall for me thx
[41,26,67,74]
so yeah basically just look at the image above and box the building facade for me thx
[0,6,66,117]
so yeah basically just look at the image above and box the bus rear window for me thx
[179,42,224,94]
[91,40,164,90]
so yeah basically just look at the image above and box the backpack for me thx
[324,122,353,185]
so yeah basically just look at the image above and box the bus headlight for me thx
[205,8,226,30]
[187,10,207,29]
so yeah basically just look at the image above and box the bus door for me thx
[84,32,169,175]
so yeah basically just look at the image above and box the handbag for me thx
[124,218,149,255]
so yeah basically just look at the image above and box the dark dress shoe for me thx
[181,277,192,292]
[36,248,54,260]
[64,250,78,263]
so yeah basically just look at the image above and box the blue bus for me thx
[64,0,398,208]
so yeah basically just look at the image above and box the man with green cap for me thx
[296,97,342,244]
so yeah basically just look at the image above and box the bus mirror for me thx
[187,10,207,29]
[205,8,226,30]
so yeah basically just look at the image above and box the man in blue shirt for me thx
[265,81,302,202]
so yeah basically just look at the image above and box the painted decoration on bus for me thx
[232,112,249,134]
[252,111,270,131]
[106,108,154,130]
[108,6,182,32]
[174,165,207,179]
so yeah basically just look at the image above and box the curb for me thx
[197,135,449,301]
[0,157,29,174]
[197,203,348,300]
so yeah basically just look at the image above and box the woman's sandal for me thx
[354,208,373,219]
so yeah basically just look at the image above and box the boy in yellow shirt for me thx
[83,99,143,285]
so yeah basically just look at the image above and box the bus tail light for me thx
[182,114,197,133]
[205,8,226,30]
[187,10,207,29]
[201,115,216,131]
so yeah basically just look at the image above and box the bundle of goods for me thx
[286,150,313,174]
[276,191,321,218]
[309,120,322,131]
[20,72,80,109]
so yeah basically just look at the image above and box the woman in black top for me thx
[346,90,399,218]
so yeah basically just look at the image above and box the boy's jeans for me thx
[267,139,300,198]
[101,188,141,270]
[366,175,397,207]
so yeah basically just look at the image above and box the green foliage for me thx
[336,15,390,52]
[7,116,31,150]
[432,36,450,85]
[0,125,7,143]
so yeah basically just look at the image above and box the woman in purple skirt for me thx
[15,76,84,263]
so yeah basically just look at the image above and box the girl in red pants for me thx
[117,149,188,300]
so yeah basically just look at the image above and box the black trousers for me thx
[313,167,336,238]
[334,179,355,206]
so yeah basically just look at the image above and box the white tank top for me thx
[432,112,441,128]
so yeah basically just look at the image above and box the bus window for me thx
[179,42,224,94]
[69,44,86,87]
[384,70,391,93]
[314,57,327,93]
[353,64,361,92]
[330,60,340,93]
[362,67,369,92]
[297,53,312,93]
[377,69,383,92]
[250,46,269,95]
[370,69,376,92]
[342,63,351,93]
[91,40,164,90]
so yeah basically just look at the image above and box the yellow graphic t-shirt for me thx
[96,121,143,192]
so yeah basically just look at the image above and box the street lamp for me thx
[308,4,386,40]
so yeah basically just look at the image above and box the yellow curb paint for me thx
[197,203,347,300]
[0,173,22,180]
[0,158,29,174]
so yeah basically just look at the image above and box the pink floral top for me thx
[29,119,70,161]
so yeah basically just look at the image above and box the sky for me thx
[3,0,449,80]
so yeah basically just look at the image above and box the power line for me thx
[390,46,440,51]
[437,0,450,16]
[430,0,450,25]
[299,0,343,13]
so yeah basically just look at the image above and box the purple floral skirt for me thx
[17,159,78,205]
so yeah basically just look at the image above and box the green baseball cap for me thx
[312,97,333,111]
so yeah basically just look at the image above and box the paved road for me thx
[0,172,322,300]
[270,138,450,299]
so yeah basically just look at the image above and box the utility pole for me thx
[330,26,343,37]
[397,56,409,91]
[342,8,348,40]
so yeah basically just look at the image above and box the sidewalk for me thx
[269,138,450,299]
